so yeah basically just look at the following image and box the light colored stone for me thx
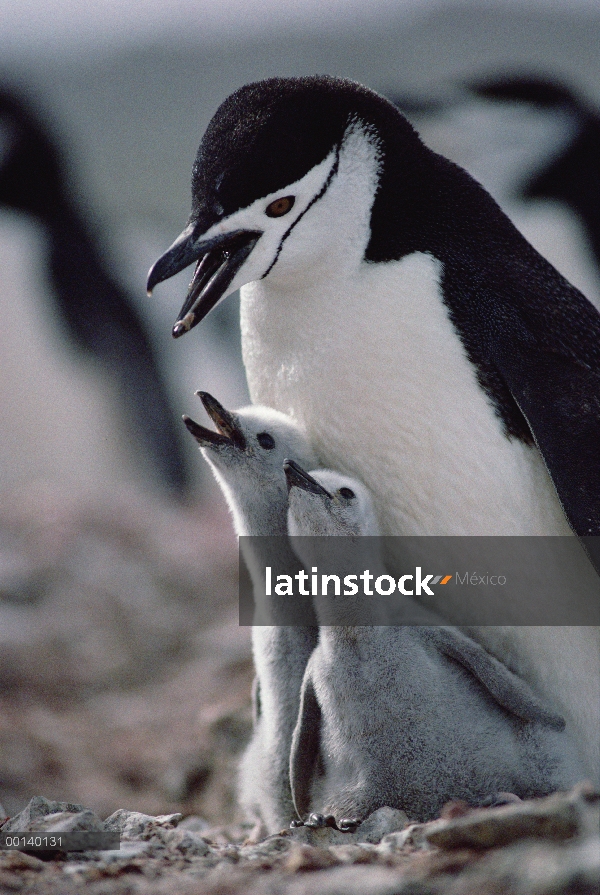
[377,823,431,853]
[2,796,100,832]
[425,786,598,851]
[102,808,182,839]
[33,809,105,833]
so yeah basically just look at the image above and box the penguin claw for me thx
[304,812,338,829]
[305,812,326,828]
[289,819,305,828]
[301,812,361,832]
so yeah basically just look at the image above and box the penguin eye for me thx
[265,196,295,218]
[257,432,275,450]
[339,487,355,500]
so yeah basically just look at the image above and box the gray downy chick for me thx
[184,393,318,836]
[285,464,585,830]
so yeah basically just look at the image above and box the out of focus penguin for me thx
[0,86,189,495]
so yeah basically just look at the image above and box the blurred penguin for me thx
[0,85,190,496]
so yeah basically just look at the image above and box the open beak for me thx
[284,459,332,497]
[147,224,261,338]
[183,391,247,450]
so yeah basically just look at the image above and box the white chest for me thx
[241,251,568,536]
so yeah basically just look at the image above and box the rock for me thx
[376,822,431,853]
[283,864,418,895]
[102,808,182,839]
[284,843,341,872]
[239,834,292,861]
[0,851,45,871]
[2,796,98,832]
[94,840,154,862]
[153,827,212,857]
[177,814,211,834]
[355,807,409,843]
[29,809,105,833]
[447,836,600,895]
[425,785,597,850]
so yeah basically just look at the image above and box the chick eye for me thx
[265,196,295,217]
[257,432,275,450]
[339,487,355,499]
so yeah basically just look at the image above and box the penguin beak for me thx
[183,391,247,450]
[147,223,261,338]
[284,459,332,497]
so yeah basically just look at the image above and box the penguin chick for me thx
[284,459,439,625]
[286,464,584,829]
[183,392,318,835]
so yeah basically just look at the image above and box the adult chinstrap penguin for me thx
[183,392,318,836]
[147,74,600,538]
[148,76,600,780]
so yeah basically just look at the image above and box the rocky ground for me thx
[0,785,598,894]
[1,482,599,894]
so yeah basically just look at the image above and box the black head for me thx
[147,76,425,336]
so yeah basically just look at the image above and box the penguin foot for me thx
[305,812,338,829]
[294,812,361,833]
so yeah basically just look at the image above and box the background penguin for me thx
[386,77,600,313]
[0,85,189,496]
[148,75,600,779]
[285,464,585,828]
[467,74,600,279]
[183,392,318,836]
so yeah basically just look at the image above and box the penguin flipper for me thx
[251,675,261,728]
[422,627,565,729]
[290,671,321,821]
[499,347,600,539]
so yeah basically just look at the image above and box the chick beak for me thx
[283,459,332,497]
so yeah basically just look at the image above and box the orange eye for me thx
[265,196,295,217]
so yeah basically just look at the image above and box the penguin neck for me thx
[289,532,392,625]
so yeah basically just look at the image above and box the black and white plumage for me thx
[0,86,189,495]
[148,76,600,779]
[286,465,584,827]
[467,75,600,275]
[148,74,600,537]
[183,393,318,836]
